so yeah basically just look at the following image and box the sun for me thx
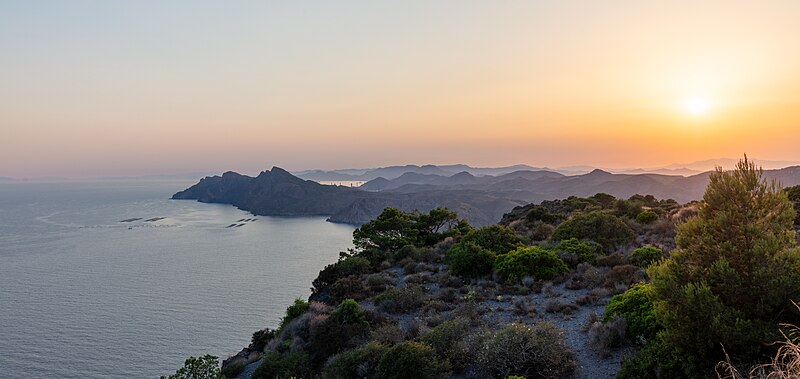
[684,96,710,115]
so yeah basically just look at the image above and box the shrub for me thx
[565,263,605,290]
[366,273,391,291]
[336,256,372,276]
[395,244,438,263]
[495,246,568,282]
[475,322,576,378]
[636,210,659,224]
[374,285,427,313]
[445,241,495,278]
[525,206,563,224]
[603,264,646,289]
[716,309,800,379]
[649,158,800,367]
[628,246,663,267]
[330,276,367,303]
[279,299,310,330]
[330,299,367,325]
[421,318,470,372]
[603,283,659,342]
[251,328,276,352]
[513,297,537,316]
[551,211,634,251]
[252,351,312,379]
[307,313,370,367]
[322,341,387,379]
[375,341,444,379]
[460,224,522,254]
[370,323,406,344]
[617,338,704,379]
[544,298,579,315]
[587,315,627,357]
[595,252,626,267]
[161,355,224,379]
[553,238,602,266]
[312,256,372,293]
[530,222,555,241]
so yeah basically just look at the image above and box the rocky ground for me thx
[233,259,639,379]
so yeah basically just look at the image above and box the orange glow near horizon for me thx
[1,1,799,177]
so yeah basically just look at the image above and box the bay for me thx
[0,180,354,378]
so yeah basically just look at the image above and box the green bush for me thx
[460,225,522,255]
[494,246,568,282]
[649,157,800,367]
[279,299,310,330]
[635,210,658,224]
[616,337,704,379]
[628,246,662,267]
[603,283,660,341]
[330,299,367,325]
[322,341,388,379]
[525,206,562,224]
[551,211,634,250]
[475,322,576,378]
[252,351,312,379]
[420,318,470,372]
[161,355,224,379]
[445,241,495,278]
[312,255,373,293]
[376,341,444,379]
[553,238,602,266]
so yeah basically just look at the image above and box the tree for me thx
[786,184,800,226]
[353,208,418,251]
[460,225,522,255]
[352,208,469,251]
[648,157,800,367]
[161,355,225,379]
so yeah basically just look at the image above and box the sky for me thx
[2,1,800,177]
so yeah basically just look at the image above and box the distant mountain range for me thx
[293,158,800,181]
[173,165,800,226]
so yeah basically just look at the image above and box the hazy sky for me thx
[2,1,800,177]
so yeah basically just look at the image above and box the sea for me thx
[0,180,355,379]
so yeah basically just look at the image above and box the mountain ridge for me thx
[173,165,800,226]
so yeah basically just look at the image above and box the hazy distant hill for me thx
[295,164,549,181]
[174,165,800,226]
[295,158,800,182]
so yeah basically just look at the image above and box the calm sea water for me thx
[0,180,355,379]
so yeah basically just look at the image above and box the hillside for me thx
[173,166,800,227]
